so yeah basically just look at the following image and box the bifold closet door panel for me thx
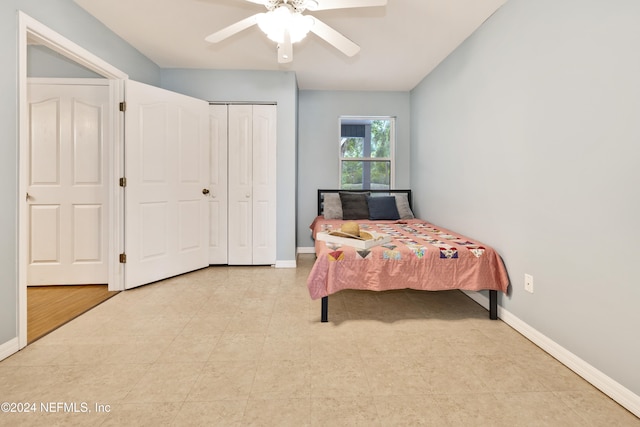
[208,105,228,264]
[228,104,253,265]
[251,105,277,265]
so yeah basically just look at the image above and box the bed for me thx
[307,189,509,322]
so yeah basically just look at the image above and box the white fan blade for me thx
[277,30,293,64]
[204,13,264,43]
[306,0,386,11]
[309,17,360,57]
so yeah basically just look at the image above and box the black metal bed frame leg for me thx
[321,297,328,322]
[489,290,498,320]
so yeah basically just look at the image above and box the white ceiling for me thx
[73,0,507,91]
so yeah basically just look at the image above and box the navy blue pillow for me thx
[366,196,400,220]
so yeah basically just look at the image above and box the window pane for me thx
[370,161,391,188]
[341,160,390,190]
[341,137,364,158]
[340,120,391,159]
[370,120,390,158]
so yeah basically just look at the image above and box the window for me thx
[340,116,395,190]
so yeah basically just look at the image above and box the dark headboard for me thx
[317,189,412,216]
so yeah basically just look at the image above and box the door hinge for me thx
[119,101,126,112]
[119,253,127,263]
[119,177,127,187]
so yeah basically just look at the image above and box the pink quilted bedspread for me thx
[307,217,509,300]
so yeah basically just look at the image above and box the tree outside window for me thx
[340,117,394,190]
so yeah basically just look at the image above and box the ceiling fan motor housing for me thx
[265,0,318,13]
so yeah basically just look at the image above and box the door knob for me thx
[202,188,210,195]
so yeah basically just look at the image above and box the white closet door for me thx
[27,79,110,285]
[227,104,277,265]
[124,80,210,289]
[228,105,253,265]
[251,105,277,265]
[208,105,228,264]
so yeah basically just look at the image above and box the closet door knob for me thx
[245,192,250,198]
[202,188,210,195]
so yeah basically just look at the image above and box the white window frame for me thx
[338,115,396,190]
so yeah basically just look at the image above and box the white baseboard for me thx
[297,247,315,254]
[462,290,640,418]
[275,260,297,268]
[0,337,20,362]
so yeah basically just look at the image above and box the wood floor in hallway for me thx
[27,285,119,344]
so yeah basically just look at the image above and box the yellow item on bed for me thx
[328,221,374,240]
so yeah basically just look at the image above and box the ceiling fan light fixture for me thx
[257,5,314,43]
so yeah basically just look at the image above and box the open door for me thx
[123,80,210,289]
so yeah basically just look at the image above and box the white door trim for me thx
[18,12,128,349]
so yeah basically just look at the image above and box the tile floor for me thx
[0,254,638,426]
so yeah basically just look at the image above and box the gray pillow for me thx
[323,193,343,219]
[339,192,370,220]
[394,194,415,219]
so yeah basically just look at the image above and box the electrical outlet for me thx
[524,273,534,293]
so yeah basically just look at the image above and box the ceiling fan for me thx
[204,0,387,63]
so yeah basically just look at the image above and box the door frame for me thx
[17,12,128,348]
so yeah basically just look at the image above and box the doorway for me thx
[25,78,115,343]
[18,12,128,349]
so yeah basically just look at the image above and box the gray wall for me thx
[161,69,299,263]
[410,0,640,396]
[297,90,411,248]
[0,0,159,347]
[28,44,102,78]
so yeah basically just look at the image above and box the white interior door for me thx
[251,105,277,265]
[27,79,110,285]
[124,80,209,289]
[208,105,228,264]
[228,105,253,265]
